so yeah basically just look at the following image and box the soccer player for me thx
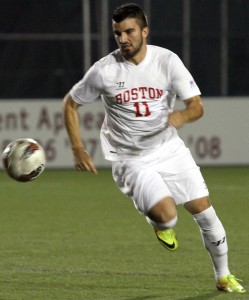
[63,3,245,293]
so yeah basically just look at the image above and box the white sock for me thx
[193,206,230,280]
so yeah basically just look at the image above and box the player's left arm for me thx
[167,95,204,128]
[63,93,98,175]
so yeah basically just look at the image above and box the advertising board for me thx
[0,98,248,168]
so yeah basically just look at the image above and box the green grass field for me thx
[0,167,248,300]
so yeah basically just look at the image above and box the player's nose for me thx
[119,32,128,43]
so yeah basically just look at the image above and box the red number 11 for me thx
[134,102,151,117]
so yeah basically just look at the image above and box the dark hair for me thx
[112,3,148,28]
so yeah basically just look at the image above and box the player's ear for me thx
[142,26,149,39]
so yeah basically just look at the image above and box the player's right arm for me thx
[63,93,97,175]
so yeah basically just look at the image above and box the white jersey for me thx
[70,45,201,161]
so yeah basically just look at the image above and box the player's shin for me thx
[146,215,177,230]
[193,206,230,280]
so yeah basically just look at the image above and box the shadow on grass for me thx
[125,296,162,300]
[125,293,221,300]
[180,291,220,300]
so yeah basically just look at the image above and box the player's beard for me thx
[119,35,144,61]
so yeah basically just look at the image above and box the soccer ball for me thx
[2,138,46,182]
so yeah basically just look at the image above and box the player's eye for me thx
[113,31,121,37]
[126,29,134,35]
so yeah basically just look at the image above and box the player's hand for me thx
[72,147,98,175]
[167,111,187,128]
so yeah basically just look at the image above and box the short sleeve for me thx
[70,63,103,105]
[170,54,201,100]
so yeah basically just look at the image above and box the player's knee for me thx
[184,196,211,215]
[146,215,178,231]
[147,196,177,227]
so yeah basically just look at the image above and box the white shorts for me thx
[112,136,209,215]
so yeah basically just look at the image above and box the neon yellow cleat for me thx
[155,228,179,251]
[216,275,246,293]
